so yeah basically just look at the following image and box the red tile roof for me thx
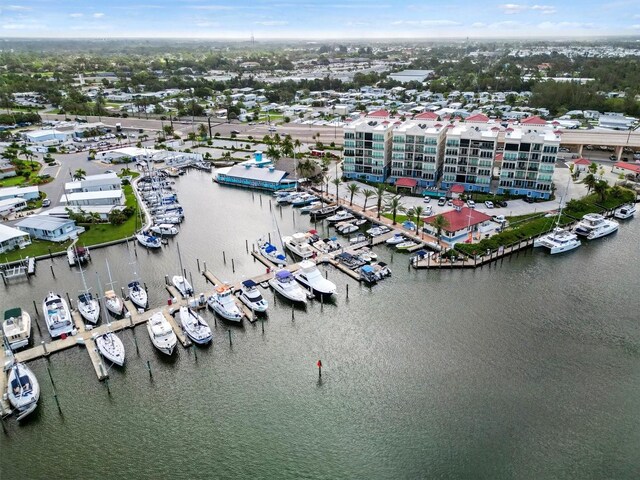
[495,153,504,161]
[425,207,492,233]
[465,113,490,123]
[613,162,640,173]
[573,158,591,165]
[521,115,547,126]
[414,111,438,120]
[450,184,465,193]
[395,177,418,188]
[366,109,390,118]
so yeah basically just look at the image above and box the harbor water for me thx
[1,170,639,479]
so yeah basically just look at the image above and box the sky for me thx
[0,0,639,39]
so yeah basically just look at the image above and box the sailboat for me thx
[94,273,125,366]
[178,306,212,344]
[104,259,124,316]
[127,241,148,310]
[134,201,161,248]
[77,263,100,324]
[6,359,40,421]
[171,242,193,298]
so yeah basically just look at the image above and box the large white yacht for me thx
[294,260,337,297]
[238,280,268,313]
[326,210,354,224]
[282,232,314,259]
[42,292,74,338]
[2,307,31,351]
[573,213,619,240]
[207,286,244,322]
[534,227,582,254]
[268,269,309,304]
[146,312,177,355]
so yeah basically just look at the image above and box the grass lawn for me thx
[0,175,28,187]
[1,185,139,263]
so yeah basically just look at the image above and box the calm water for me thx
[1,171,639,480]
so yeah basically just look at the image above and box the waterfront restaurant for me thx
[215,164,297,191]
[423,206,493,246]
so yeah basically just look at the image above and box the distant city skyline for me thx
[1,0,639,39]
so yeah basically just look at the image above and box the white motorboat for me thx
[127,281,148,309]
[534,227,582,254]
[150,223,179,236]
[366,225,391,237]
[614,204,636,220]
[154,214,182,224]
[207,286,244,322]
[573,213,619,239]
[258,238,287,266]
[104,290,124,316]
[386,233,405,245]
[277,192,300,204]
[300,201,322,214]
[42,292,74,338]
[359,262,391,284]
[326,210,354,224]
[291,193,318,207]
[238,280,268,313]
[354,219,367,226]
[337,223,358,234]
[358,248,378,263]
[283,232,314,259]
[2,307,31,351]
[77,293,100,324]
[172,275,193,298]
[178,306,212,344]
[294,260,337,297]
[146,312,177,355]
[396,240,418,250]
[309,204,339,220]
[268,269,309,304]
[349,233,367,244]
[7,361,40,421]
[95,333,125,366]
[67,244,90,267]
[136,232,162,249]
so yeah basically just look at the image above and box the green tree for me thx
[266,145,281,162]
[331,177,342,200]
[74,168,86,180]
[407,205,425,234]
[362,188,375,212]
[374,183,389,220]
[593,180,609,203]
[583,173,597,193]
[431,214,450,242]
[385,196,405,225]
[588,162,598,175]
[347,183,360,206]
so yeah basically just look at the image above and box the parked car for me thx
[609,155,617,161]
[42,199,51,207]
[231,130,240,135]
[423,196,431,203]
[484,201,494,209]
[491,215,506,223]
[467,200,476,208]
[423,205,433,215]
[438,198,446,206]
[497,200,508,208]
[524,197,536,204]
[447,199,453,206]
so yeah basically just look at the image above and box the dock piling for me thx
[232,259,235,273]
[164,275,169,286]
[228,329,232,346]
[104,377,111,395]
[245,239,249,253]
[133,330,140,355]
[203,261,207,274]
[46,365,55,388]
[189,271,194,291]
[50,265,55,278]
[48,247,52,260]
[146,360,153,378]
[223,251,226,264]
[346,283,349,299]
[291,304,295,321]
[192,343,197,361]
[197,258,200,272]
[41,340,48,356]
[53,393,62,414]
[66,292,72,310]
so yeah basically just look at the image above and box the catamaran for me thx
[207,286,244,322]
[533,183,582,255]
[42,292,74,338]
[2,307,31,351]
[178,306,213,344]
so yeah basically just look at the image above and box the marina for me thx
[1,169,638,479]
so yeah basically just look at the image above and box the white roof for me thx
[60,190,123,202]
[0,197,27,208]
[25,129,67,139]
[16,214,74,230]
[65,172,121,191]
[106,147,159,157]
[0,223,29,243]
[0,185,39,198]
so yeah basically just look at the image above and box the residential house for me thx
[0,224,31,253]
[16,215,84,242]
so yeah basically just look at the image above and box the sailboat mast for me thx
[177,242,185,278]
[96,272,111,327]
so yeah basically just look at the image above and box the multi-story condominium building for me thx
[389,117,446,188]
[343,113,394,183]
[440,123,499,193]
[497,116,560,199]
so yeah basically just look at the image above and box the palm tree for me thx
[588,162,598,175]
[294,139,302,158]
[331,177,342,201]
[583,173,597,194]
[598,167,605,179]
[281,137,294,158]
[74,168,86,181]
[347,183,360,206]
[197,123,208,139]
[593,180,609,203]
[266,145,281,163]
[407,205,425,234]
[362,189,375,212]
[431,214,450,243]
[374,183,388,220]
[385,196,405,225]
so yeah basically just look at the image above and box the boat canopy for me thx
[264,243,277,253]
[4,307,22,320]
[78,293,93,303]
[275,270,292,280]
[361,265,374,273]
[242,279,257,288]
[413,250,428,257]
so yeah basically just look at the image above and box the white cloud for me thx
[490,20,523,28]
[499,3,528,14]
[345,21,369,27]
[391,20,461,26]
[631,24,640,28]
[471,22,487,28]
[93,13,105,18]
[531,5,557,14]
[538,21,594,29]
[69,13,84,18]
[254,20,289,26]
[4,5,32,11]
